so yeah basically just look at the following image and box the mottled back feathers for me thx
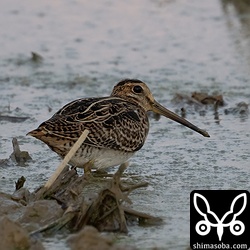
[30,97,149,152]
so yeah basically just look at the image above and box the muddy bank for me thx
[0,139,163,249]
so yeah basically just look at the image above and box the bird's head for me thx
[111,79,210,137]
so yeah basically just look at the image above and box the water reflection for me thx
[224,102,249,122]
[171,92,225,125]
[220,0,250,65]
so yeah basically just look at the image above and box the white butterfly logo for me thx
[193,193,247,241]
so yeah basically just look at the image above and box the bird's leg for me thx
[110,162,132,204]
[83,161,93,179]
[95,168,108,175]
[70,165,77,171]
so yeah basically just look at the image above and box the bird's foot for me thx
[83,161,94,180]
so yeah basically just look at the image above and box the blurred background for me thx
[0,0,249,249]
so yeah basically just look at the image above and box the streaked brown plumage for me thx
[28,79,209,170]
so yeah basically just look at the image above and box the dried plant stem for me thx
[44,129,89,189]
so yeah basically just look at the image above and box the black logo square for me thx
[190,190,250,250]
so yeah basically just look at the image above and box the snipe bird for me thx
[28,79,210,172]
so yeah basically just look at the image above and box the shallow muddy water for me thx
[0,0,250,249]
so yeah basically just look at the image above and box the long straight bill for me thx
[152,101,210,137]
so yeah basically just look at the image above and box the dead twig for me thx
[15,176,26,190]
[123,206,163,225]
[11,138,32,165]
[34,130,89,200]
[29,205,78,236]
[44,129,89,189]
[0,116,29,123]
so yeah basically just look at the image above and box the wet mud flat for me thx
[1,92,248,250]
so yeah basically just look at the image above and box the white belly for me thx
[68,146,135,170]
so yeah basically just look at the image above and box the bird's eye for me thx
[133,85,143,94]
